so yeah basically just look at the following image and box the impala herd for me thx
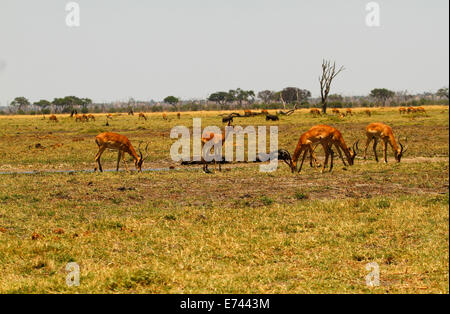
[85,108,411,174]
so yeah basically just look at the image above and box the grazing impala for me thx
[399,107,407,114]
[290,125,358,174]
[363,123,407,163]
[94,132,149,172]
[310,108,321,116]
[138,112,147,120]
[49,115,58,122]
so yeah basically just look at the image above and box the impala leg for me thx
[334,144,347,166]
[116,151,122,171]
[321,144,329,174]
[329,145,335,172]
[383,140,389,163]
[94,146,106,172]
[298,149,308,173]
[373,139,379,162]
[363,137,372,160]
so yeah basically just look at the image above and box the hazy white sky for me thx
[0,0,448,105]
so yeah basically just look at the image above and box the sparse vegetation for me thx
[0,106,448,293]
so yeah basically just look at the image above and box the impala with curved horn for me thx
[289,125,358,174]
[94,132,149,172]
[363,122,407,163]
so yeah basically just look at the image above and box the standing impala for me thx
[363,123,407,163]
[290,125,358,174]
[94,132,149,172]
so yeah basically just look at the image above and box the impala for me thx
[162,113,168,120]
[346,108,353,116]
[49,115,58,122]
[310,108,321,116]
[331,108,340,115]
[87,114,95,121]
[365,109,372,117]
[363,122,407,163]
[407,107,416,114]
[94,132,149,172]
[290,125,358,174]
[399,107,407,114]
[138,113,147,120]
[201,121,233,173]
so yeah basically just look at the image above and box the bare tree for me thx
[319,60,345,114]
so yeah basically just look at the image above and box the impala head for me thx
[349,140,359,165]
[395,137,407,162]
[136,142,150,172]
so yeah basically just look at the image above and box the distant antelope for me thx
[407,107,416,114]
[177,112,181,119]
[331,108,340,115]
[107,113,113,119]
[345,108,353,116]
[416,107,426,114]
[162,113,168,121]
[365,109,372,117]
[261,109,269,115]
[310,108,321,116]
[138,113,147,121]
[87,114,95,121]
[49,115,58,122]
[364,123,407,163]
[399,107,407,114]
[94,132,149,172]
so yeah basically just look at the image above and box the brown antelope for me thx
[244,110,253,116]
[107,113,113,119]
[365,109,372,117]
[138,112,147,121]
[87,114,95,121]
[290,125,358,174]
[399,107,407,114]
[162,113,168,121]
[345,108,353,116]
[177,112,181,119]
[310,108,321,116]
[407,107,416,114]
[338,112,346,119]
[49,115,58,122]
[201,120,233,173]
[331,108,340,115]
[363,123,407,163]
[94,132,149,172]
[75,114,83,122]
[416,107,426,114]
[261,109,269,115]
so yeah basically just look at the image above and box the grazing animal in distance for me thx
[87,114,95,121]
[138,113,147,121]
[407,107,417,114]
[177,112,181,119]
[364,123,407,163]
[399,107,407,114]
[416,107,426,114]
[266,114,279,121]
[94,132,149,172]
[365,109,372,117]
[162,113,168,121]
[346,108,353,116]
[310,108,321,116]
[331,108,340,115]
[261,109,269,115]
[49,115,58,122]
